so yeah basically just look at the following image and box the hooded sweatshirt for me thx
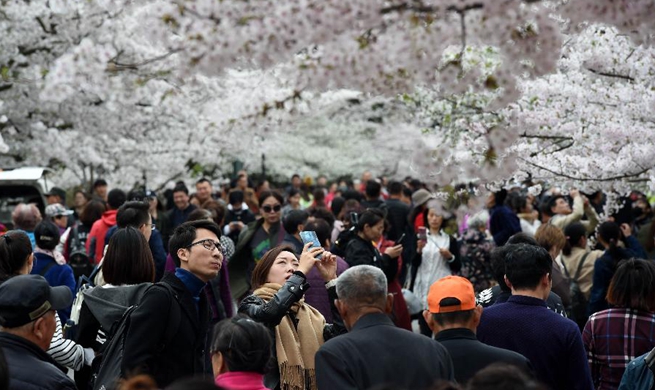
[86,210,117,263]
[74,283,152,389]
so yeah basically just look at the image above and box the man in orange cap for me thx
[423,275,532,384]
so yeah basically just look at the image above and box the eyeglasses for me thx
[186,239,223,252]
[262,204,282,213]
[144,223,156,231]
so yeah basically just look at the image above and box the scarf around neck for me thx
[253,283,325,390]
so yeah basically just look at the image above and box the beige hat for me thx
[411,189,433,206]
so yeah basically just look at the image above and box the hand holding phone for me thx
[394,233,406,246]
[417,227,427,242]
[299,231,323,259]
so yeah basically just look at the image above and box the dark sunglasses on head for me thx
[262,204,282,213]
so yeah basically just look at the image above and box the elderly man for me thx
[315,265,454,390]
[0,274,75,390]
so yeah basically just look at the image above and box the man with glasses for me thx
[103,200,167,281]
[122,220,223,388]
[0,275,76,390]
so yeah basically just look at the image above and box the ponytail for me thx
[562,222,586,256]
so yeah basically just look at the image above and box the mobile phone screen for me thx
[299,231,323,259]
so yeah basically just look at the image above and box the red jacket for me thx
[86,210,117,263]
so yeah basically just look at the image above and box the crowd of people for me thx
[2,170,655,390]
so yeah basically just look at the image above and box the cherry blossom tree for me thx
[1,0,654,192]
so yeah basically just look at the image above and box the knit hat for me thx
[427,276,476,313]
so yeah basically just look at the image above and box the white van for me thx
[0,167,56,229]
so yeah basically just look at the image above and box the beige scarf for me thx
[253,283,326,390]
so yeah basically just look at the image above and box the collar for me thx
[0,333,67,373]
[215,372,265,389]
[352,312,395,331]
[175,268,206,298]
[507,294,548,307]
[435,328,477,342]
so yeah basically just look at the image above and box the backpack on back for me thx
[91,283,181,390]
[562,252,590,330]
[69,225,95,280]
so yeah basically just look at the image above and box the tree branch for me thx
[520,158,651,182]
[520,133,574,141]
[107,50,181,71]
[586,67,635,82]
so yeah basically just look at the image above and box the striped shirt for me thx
[48,312,86,371]
[583,308,655,390]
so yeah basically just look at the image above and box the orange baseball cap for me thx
[427,275,476,313]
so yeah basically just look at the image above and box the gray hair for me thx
[336,265,387,307]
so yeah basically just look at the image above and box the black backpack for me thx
[91,283,181,390]
[69,225,94,280]
[562,252,590,330]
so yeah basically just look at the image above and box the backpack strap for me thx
[72,224,82,249]
[573,252,591,281]
[39,260,58,276]
[152,283,182,350]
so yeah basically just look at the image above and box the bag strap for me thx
[39,260,58,276]
[153,283,182,346]
[574,252,591,280]
[72,224,82,249]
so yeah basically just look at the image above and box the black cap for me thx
[44,187,66,201]
[0,275,72,328]
[34,221,61,250]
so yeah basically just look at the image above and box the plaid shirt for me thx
[583,308,655,390]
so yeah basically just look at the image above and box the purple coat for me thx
[304,257,349,322]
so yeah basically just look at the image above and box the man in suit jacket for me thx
[315,265,454,390]
[423,275,533,384]
[122,220,223,387]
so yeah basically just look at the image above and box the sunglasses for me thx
[262,204,282,213]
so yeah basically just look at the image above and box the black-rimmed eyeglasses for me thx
[186,239,223,252]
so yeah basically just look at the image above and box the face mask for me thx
[632,207,644,218]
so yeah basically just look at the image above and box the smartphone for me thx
[299,231,323,259]
[417,227,427,242]
[394,233,406,246]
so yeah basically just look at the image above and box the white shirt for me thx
[413,230,453,310]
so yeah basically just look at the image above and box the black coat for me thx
[344,235,398,282]
[435,328,533,384]
[315,313,455,390]
[239,272,346,390]
[122,273,210,388]
[0,332,76,390]
[384,198,411,242]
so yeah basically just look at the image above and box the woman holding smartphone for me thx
[239,243,345,390]
[409,201,461,336]
[344,209,402,282]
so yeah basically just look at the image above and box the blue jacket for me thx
[31,252,75,324]
[588,236,648,316]
[477,295,594,390]
[489,205,522,246]
[619,353,654,390]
